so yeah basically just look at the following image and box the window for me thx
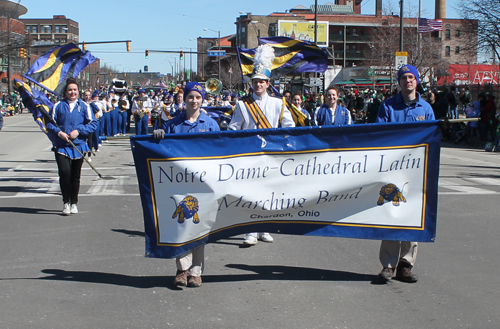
[456,29,461,37]
[352,28,357,35]
[55,25,61,33]
[26,25,31,32]
[445,46,451,57]
[346,28,351,35]
[456,46,460,54]
[445,29,451,40]
[241,27,245,33]
[32,25,38,33]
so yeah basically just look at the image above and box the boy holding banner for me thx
[229,44,295,245]
[153,82,219,287]
[376,64,435,283]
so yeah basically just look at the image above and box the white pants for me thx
[176,246,204,277]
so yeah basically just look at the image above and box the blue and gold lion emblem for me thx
[377,183,408,207]
[171,196,200,224]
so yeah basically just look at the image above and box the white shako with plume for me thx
[252,44,274,80]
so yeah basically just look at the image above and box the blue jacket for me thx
[377,92,435,123]
[161,110,220,134]
[47,99,97,158]
[314,104,352,126]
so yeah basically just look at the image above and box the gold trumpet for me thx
[205,78,223,95]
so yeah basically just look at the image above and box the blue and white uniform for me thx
[48,99,98,159]
[161,110,220,133]
[314,104,352,126]
[377,92,435,123]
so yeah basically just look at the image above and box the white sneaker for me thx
[259,233,274,243]
[62,203,71,215]
[70,204,78,214]
[243,235,258,245]
[87,157,92,163]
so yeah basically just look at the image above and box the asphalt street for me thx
[1,113,499,329]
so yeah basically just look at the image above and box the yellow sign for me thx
[395,51,408,56]
[278,21,329,47]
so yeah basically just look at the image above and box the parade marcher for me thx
[109,98,120,136]
[314,86,352,126]
[82,90,96,162]
[228,44,295,245]
[47,78,97,215]
[99,93,109,138]
[172,90,185,117]
[90,90,104,151]
[376,64,435,283]
[152,82,220,288]
[131,88,153,135]
[118,93,129,135]
[292,92,310,120]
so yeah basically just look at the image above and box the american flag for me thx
[418,18,443,33]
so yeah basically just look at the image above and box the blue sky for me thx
[19,0,460,75]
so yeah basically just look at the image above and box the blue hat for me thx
[138,88,146,93]
[92,90,100,98]
[183,82,205,101]
[397,65,420,85]
[108,89,115,94]
[163,91,169,96]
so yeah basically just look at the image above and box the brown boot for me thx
[174,270,189,286]
[187,276,202,287]
[395,263,418,283]
[378,267,394,282]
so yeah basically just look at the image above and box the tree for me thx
[459,0,498,62]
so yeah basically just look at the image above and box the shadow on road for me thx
[0,207,60,215]
[2,265,377,291]
[111,228,145,237]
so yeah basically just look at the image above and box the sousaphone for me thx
[205,78,223,95]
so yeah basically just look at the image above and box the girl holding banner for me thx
[153,82,220,288]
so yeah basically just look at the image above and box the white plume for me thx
[253,44,275,71]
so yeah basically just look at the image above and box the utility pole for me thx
[7,17,12,94]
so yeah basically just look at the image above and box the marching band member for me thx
[131,88,153,135]
[47,78,97,215]
[118,93,129,135]
[229,44,295,245]
[153,81,220,288]
[172,90,185,117]
[376,64,435,284]
[292,92,311,120]
[314,86,352,126]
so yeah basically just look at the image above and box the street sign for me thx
[207,50,226,57]
[309,77,322,86]
[395,51,408,70]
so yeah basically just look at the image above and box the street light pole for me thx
[204,28,221,80]
[218,30,221,80]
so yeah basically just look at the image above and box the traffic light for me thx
[19,48,27,58]
[180,50,184,60]
[126,41,131,52]
[144,65,148,72]
[82,42,86,51]
[145,50,149,59]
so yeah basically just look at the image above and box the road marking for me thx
[439,179,497,195]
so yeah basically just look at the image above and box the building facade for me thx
[20,15,79,56]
